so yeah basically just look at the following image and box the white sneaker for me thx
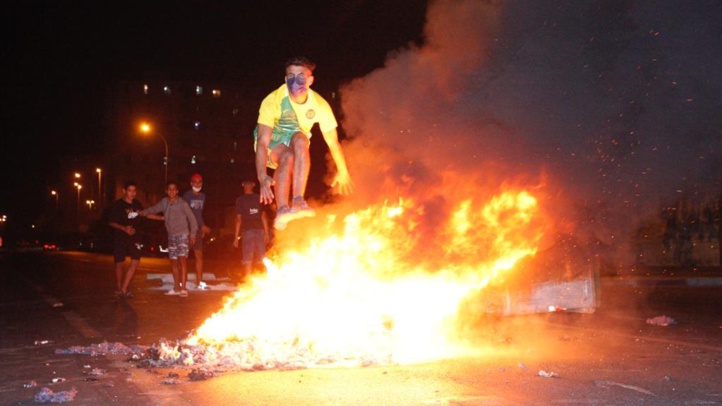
[197,281,208,290]
[165,289,181,296]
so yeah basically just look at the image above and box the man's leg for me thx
[121,259,139,293]
[114,262,124,292]
[290,133,311,200]
[194,248,203,284]
[272,145,294,209]
[179,256,188,290]
[169,259,180,291]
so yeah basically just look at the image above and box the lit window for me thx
[212,89,221,98]
[163,86,171,95]
[194,121,201,130]
[196,86,203,95]
[143,84,149,94]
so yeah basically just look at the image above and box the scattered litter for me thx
[34,340,52,345]
[664,375,673,382]
[646,315,676,326]
[24,381,38,388]
[161,379,181,385]
[518,363,527,370]
[55,341,147,356]
[51,378,65,384]
[33,387,78,403]
[538,370,558,378]
[188,368,215,381]
[84,368,105,377]
[594,380,655,395]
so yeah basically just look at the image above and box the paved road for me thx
[1,250,721,405]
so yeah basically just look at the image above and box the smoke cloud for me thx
[337,0,722,268]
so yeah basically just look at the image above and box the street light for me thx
[51,190,59,208]
[139,121,169,184]
[96,168,102,207]
[74,182,82,212]
[85,200,95,210]
[74,172,81,179]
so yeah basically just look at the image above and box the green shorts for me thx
[253,126,309,169]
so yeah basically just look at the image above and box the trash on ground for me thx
[538,370,558,378]
[55,341,147,356]
[33,387,78,403]
[646,315,676,326]
[594,380,655,395]
[161,379,181,385]
[34,340,52,345]
[51,378,65,384]
[188,368,215,381]
[23,380,38,388]
[84,368,105,377]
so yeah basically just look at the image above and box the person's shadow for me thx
[111,299,139,340]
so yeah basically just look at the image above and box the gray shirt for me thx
[143,197,198,237]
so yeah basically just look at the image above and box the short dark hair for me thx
[285,56,316,73]
[166,181,178,189]
[123,181,137,190]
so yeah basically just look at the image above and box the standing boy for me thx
[182,173,211,289]
[233,179,269,281]
[108,181,145,298]
[141,181,198,297]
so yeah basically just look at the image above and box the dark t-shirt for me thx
[182,190,205,229]
[235,194,264,231]
[109,198,144,241]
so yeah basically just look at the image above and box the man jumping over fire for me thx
[254,56,354,230]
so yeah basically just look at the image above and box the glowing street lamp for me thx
[139,121,169,184]
[51,190,59,208]
[96,168,102,207]
[74,172,81,179]
[74,182,82,212]
[85,200,95,210]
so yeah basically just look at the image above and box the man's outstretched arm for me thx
[322,128,354,195]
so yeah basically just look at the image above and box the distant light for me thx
[212,89,221,98]
[163,86,171,95]
[194,121,201,130]
[191,155,197,164]
[195,86,203,95]
[143,84,149,94]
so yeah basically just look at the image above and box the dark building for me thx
[108,77,259,235]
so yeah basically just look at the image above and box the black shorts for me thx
[114,238,142,263]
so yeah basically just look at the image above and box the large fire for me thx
[177,189,544,370]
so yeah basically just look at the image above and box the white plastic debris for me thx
[51,378,65,384]
[646,315,676,326]
[23,380,38,388]
[538,370,558,378]
[33,387,78,403]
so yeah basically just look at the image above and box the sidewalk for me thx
[602,265,722,287]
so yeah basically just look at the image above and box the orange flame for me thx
[183,189,543,368]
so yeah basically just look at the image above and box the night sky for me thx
[3,0,722,259]
[1,0,428,234]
